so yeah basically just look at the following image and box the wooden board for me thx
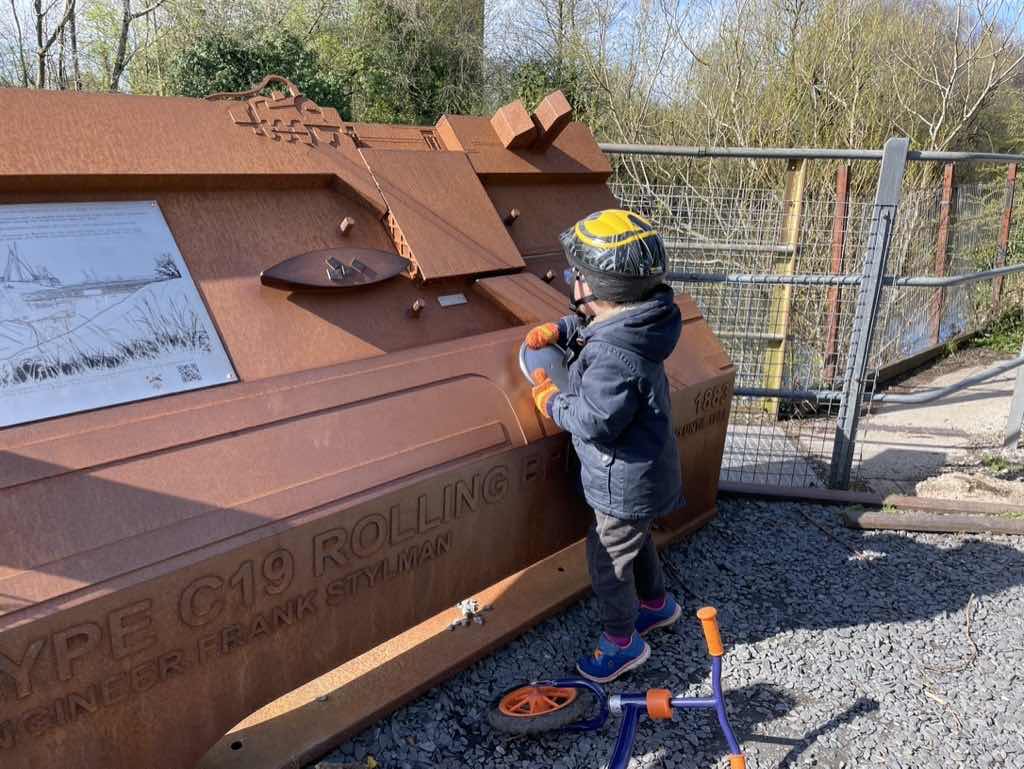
[844,508,1024,535]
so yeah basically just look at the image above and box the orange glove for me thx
[531,368,560,416]
[526,322,559,349]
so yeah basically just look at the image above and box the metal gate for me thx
[602,138,1024,491]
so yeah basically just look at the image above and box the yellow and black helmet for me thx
[559,209,667,302]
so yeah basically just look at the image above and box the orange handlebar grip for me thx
[646,689,673,720]
[697,606,724,656]
[729,754,747,769]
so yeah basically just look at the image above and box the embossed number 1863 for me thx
[694,383,730,415]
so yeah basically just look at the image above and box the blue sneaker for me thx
[576,632,650,683]
[636,593,682,635]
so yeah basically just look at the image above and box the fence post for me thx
[823,163,851,386]
[763,158,807,414]
[992,162,1018,315]
[930,162,955,345]
[1005,336,1024,448]
[829,137,910,489]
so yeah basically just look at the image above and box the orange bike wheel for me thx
[498,686,579,718]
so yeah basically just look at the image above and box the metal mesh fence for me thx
[609,158,1021,490]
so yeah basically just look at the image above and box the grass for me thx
[972,306,1024,355]
[0,291,211,388]
[979,453,1024,482]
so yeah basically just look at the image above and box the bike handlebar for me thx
[697,606,724,656]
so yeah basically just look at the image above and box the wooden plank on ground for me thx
[844,508,1024,536]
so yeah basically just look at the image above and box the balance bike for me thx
[488,607,746,769]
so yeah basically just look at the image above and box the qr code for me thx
[177,363,201,384]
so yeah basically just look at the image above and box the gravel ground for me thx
[315,498,1024,769]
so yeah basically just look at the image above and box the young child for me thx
[526,209,684,683]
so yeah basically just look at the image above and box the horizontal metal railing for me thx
[600,143,1024,164]
[735,355,1024,404]
[667,262,1024,288]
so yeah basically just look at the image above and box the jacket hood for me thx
[583,285,681,362]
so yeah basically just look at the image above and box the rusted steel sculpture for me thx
[0,77,735,769]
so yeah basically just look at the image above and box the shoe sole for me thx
[575,642,651,684]
[638,602,683,636]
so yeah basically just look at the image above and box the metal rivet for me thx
[502,208,520,226]
[339,217,355,235]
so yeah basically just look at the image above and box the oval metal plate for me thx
[260,247,411,291]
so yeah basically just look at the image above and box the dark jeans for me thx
[586,509,666,638]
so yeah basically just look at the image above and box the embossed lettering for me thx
[272,602,295,627]
[0,637,46,701]
[108,600,157,660]
[179,576,225,628]
[416,494,443,533]
[67,689,99,720]
[455,475,480,516]
[158,650,187,680]
[19,707,50,737]
[220,625,244,653]
[249,614,271,641]
[53,623,102,683]
[197,634,219,665]
[131,660,158,693]
[522,453,541,484]
[351,514,387,559]
[296,590,317,620]
[313,528,350,576]
[262,550,294,595]
[483,465,509,504]
[100,672,130,707]
[389,504,416,545]
[228,561,256,608]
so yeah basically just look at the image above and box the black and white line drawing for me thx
[0,201,237,427]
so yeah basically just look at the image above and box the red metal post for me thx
[930,162,955,345]
[823,164,850,386]
[992,163,1018,313]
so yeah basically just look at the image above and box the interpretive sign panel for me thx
[0,201,236,427]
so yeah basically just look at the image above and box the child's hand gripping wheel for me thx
[531,368,560,416]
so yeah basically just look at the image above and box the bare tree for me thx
[891,0,1024,152]
[108,0,166,91]
[9,0,31,85]
[34,0,77,88]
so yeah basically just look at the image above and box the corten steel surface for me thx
[0,79,735,769]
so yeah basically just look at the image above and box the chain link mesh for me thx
[610,159,1022,490]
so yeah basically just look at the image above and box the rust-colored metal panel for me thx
[0,81,734,769]
[491,100,537,149]
[473,273,569,323]
[0,87,387,216]
[531,91,573,149]
[360,149,525,279]
[484,181,620,256]
[436,115,611,178]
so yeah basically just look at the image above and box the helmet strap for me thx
[569,290,597,321]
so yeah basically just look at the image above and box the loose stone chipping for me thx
[315,498,1024,769]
